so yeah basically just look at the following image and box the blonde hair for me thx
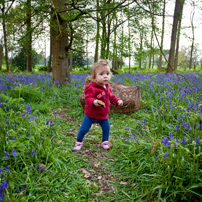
[91,59,112,79]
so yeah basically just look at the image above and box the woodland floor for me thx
[53,107,142,202]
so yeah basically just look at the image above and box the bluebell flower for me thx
[4,151,9,157]
[29,115,35,121]
[161,138,170,147]
[142,118,146,125]
[169,132,173,139]
[3,156,8,160]
[3,168,9,173]
[181,123,192,130]
[51,137,54,145]
[22,112,27,117]
[11,150,17,157]
[0,193,4,201]
[26,105,32,114]
[32,151,36,156]
[199,119,202,127]
[180,138,186,145]
[124,128,129,131]
[39,166,45,171]
[175,123,179,131]
[177,116,181,120]
[163,152,169,158]
[159,134,162,137]
[155,154,158,161]
[0,181,8,189]
[15,186,18,193]
[196,137,200,143]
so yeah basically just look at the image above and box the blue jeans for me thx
[77,115,110,141]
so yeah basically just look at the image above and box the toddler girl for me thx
[73,59,123,151]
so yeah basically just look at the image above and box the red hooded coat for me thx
[84,82,120,119]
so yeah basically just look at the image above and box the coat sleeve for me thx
[85,86,96,107]
[109,88,120,106]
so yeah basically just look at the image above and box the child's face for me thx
[94,66,111,86]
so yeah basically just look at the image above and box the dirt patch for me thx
[75,139,119,200]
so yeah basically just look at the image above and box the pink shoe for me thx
[101,141,110,150]
[73,141,83,151]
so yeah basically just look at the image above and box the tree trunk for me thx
[167,0,184,73]
[174,18,182,70]
[152,53,154,69]
[2,1,9,73]
[138,33,143,69]
[70,54,73,71]
[44,38,46,67]
[86,25,89,70]
[47,52,52,73]
[100,17,106,58]
[80,76,142,114]
[48,12,53,73]
[112,16,116,70]
[106,15,111,59]
[51,0,71,84]
[94,0,99,63]
[0,44,3,71]
[27,0,32,72]
[158,0,165,70]
[189,2,195,70]
[174,1,183,71]
[149,8,154,69]
[128,15,131,70]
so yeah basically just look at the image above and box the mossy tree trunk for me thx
[51,0,71,84]
[0,44,3,71]
[167,0,184,73]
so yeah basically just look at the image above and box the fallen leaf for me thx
[81,168,89,174]
[120,181,127,185]
[97,176,102,180]
[81,168,91,178]
[94,162,101,168]
[111,186,116,192]
[85,180,91,185]
[57,140,62,144]
[84,173,91,178]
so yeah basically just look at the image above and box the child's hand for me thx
[117,100,123,106]
[94,100,106,107]
[93,100,101,107]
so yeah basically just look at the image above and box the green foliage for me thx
[70,53,86,68]
[9,84,41,102]
[11,47,43,71]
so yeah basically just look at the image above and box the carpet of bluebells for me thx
[0,72,201,201]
